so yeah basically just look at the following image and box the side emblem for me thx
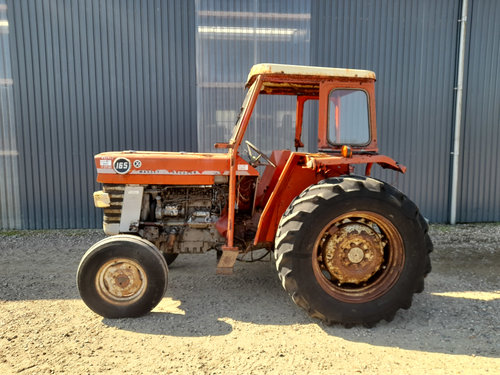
[133,160,142,168]
[113,157,131,174]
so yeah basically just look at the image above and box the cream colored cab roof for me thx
[246,63,376,85]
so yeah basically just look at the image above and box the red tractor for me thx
[77,63,432,326]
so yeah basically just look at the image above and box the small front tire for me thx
[77,235,168,318]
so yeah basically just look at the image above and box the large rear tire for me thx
[77,235,168,318]
[274,176,432,326]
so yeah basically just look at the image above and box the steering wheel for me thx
[245,140,276,168]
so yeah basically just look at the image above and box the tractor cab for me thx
[241,63,379,154]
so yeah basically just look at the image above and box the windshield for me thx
[230,80,258,143]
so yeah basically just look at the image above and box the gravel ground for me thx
[0,224,499,374]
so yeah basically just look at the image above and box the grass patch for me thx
[0,230,26,236]
[0,229,101,237]
[429,224,453,233]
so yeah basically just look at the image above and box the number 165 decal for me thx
[113,157,131,174]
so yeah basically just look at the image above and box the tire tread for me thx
[274,176,432,327]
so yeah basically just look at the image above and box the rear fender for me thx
[253,152,406,245]
[253,154,322,244]
[305,154,406,174]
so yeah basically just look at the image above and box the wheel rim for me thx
[96,258,148,305]
[312,211,404,303]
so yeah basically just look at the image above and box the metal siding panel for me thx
[4,0,497,228]
[311,0,459,223]
[7,0,197,229]
[0,0,21,229]
[459,0,500,222]
[9,0,26,229]
[71,0,86,228]
[44,1,60,228]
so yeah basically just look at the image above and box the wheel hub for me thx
[347,247,364,263]
[96,258,147,303]
[322,222,384,284]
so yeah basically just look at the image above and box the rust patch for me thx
[96,258,147,304]
[322,222,384,284]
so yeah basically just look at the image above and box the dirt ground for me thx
[0,224,499,374]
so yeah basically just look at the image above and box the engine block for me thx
[143,185,228,254]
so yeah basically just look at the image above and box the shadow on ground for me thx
[102,256,499,358]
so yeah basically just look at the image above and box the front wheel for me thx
[274,176,432,326]
[77,235,168,318]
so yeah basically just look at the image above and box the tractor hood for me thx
[95,151,258,185]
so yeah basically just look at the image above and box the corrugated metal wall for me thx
[0,0,21,229]
[2,0,499,228]
[312,0,460,222]
[8,0,197,229]
[458,0,500,222]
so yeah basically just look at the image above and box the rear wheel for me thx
[274,176,432,326]
[77,235,168,318]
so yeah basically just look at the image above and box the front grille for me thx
[102,184,125,224]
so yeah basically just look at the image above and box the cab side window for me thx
[328,89,370,145]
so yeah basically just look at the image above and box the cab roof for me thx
[246,63,376,95]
